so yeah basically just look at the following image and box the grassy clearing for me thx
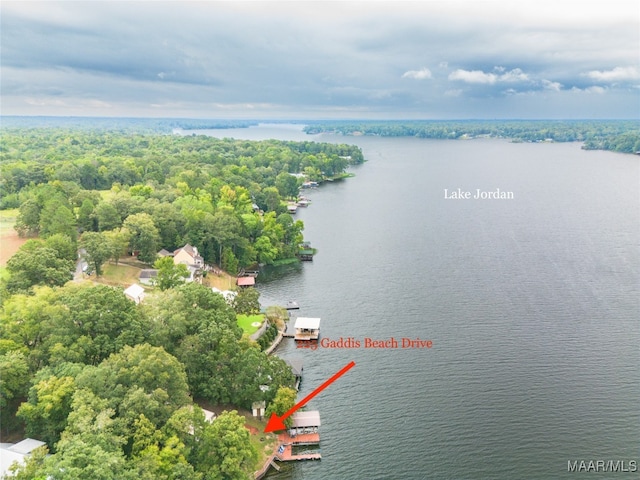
[237,314,264,335]
[95,262,143,287]
[0,208,19,235]
[243,413,278,472]
[203,271,237,291]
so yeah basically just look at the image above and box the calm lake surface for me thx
[184,125,639,479]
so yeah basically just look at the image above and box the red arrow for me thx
[264,360,356,433]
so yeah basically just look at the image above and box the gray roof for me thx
[139,269,158,279]
[285,358,304,377]
[292,410,321,428]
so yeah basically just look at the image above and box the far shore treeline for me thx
[303,119,640,154]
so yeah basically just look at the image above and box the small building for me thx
[290,410,321,436]
[157,248,174,258]
[139,269,158,286]
[124,284,145,304]
[0,439,46,477]
[252,401,266,419]
[287,204,298,214]
[237,276,256,288]
[294,317,320,341]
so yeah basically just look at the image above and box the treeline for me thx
[0,129,364,272]
[1,282,290,479]
[303,120,640,153]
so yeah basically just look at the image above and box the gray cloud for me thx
[1,1,638,118]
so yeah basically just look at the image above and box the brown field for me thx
[203,271,237,291]
[0,232,28,266]
[0,209,27,266]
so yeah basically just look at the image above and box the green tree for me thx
[254,235,278,265]
[6,241,74,293]
[80,232,112,276]
[94,202,122,231]
[17,375,76,448]
[44,283,146,365]
[275,172,299,198]
[45,233,78,263]
[194,410,257,480]
[232,287,260,315]
[40,202,77,241]
[0,350,30,435]
[265,386,297,429]
[103,227,132,265]
[261,186,281,212]
[14,198,41,237]
[77,199,96,232]
[123,212,161,264]
[153,256,189,290]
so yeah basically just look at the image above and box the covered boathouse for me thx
[290,410,321,436]
[293,317,320,341]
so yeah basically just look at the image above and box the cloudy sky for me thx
[1,1,638,119]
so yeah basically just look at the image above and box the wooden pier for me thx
[277,444,321,462]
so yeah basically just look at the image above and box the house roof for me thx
[5,439,46,455]
[237,276,255,287]
[139,269,158,279]
[174,243,196,256]
[124,284,145,299]
[157,249,173,257]
[294,317,321,330]
[0,439,46,477]
[292,410,321,428]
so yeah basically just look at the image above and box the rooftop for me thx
[294,317,321,330]
[292,410,321,428]
[237,276,256,287]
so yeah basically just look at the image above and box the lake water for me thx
[184,125,639,479]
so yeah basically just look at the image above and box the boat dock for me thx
[277,444,321,462]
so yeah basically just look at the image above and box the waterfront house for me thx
[294,317,320,341]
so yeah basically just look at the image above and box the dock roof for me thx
[236,276,255,287]
[285,358,304,377]
[292,410,321,428]
[294,317,321,330]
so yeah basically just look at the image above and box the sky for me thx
[1,1,639,119]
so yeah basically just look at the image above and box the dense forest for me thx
[0,125,364,479]
[303,120,640,153]
[0,128,363,269]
